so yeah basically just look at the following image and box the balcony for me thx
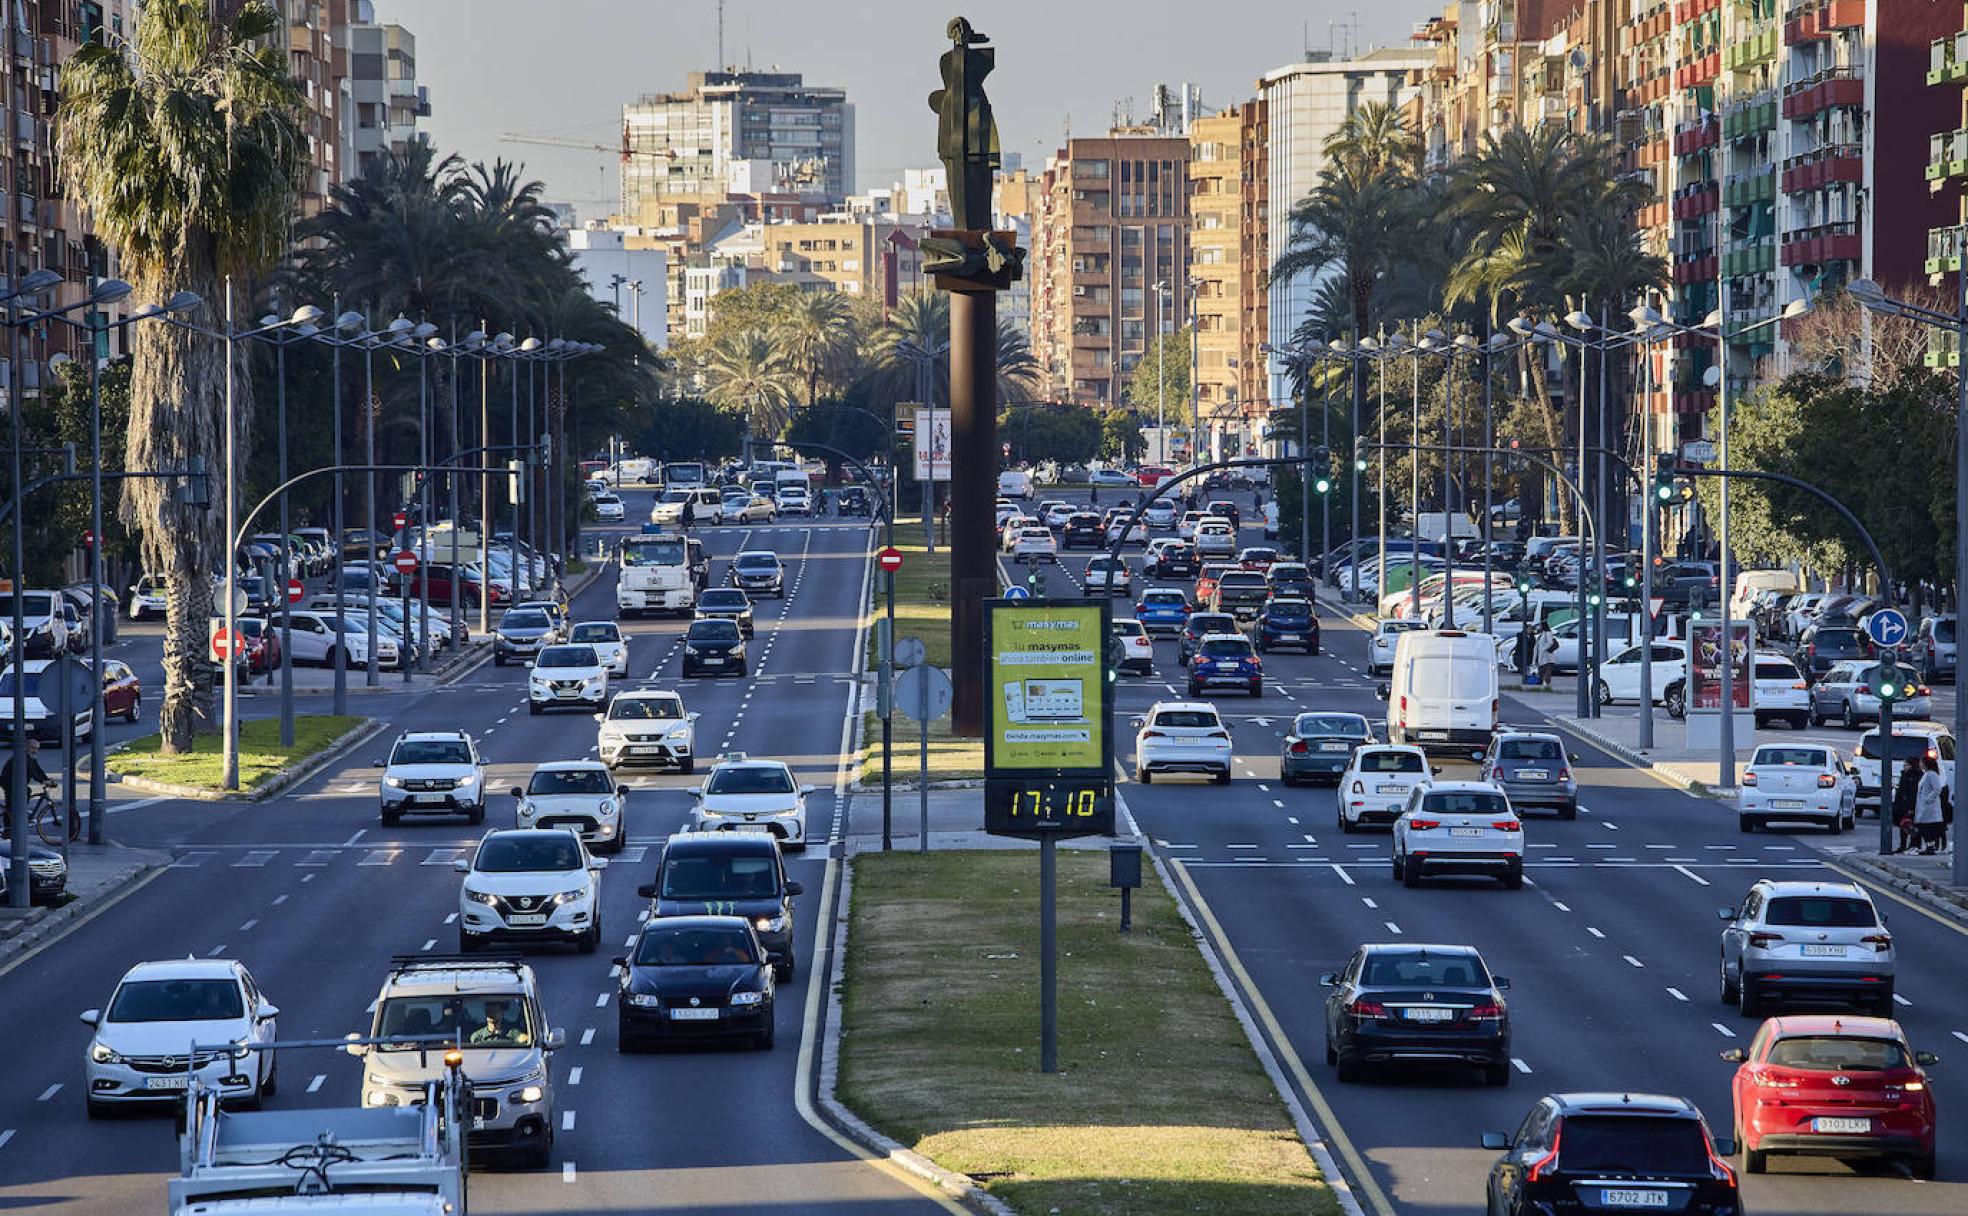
[1674,387,1718,417]
[1928,128,1968,183]
[1724,25,1780,72]
[1780,143,1862,193]
[1929,30,1968,86]
[1631,68,1673,108]
[1926,224,1966,275]
[1640,199,1672,230]
[1633,4,1675,43]
[1675,116,1720,156]
[1782,67,1864,120]
[1673,0,1721,22]
[1673,180,1720,220]
[1673,251,1719,284]
[1636,136,1671,169]
[1779,220,1860,267]
[1722,170,1775,207]
[1722,241,1776,277]
[1677,50,1721,90]
[1722,93,1778,140]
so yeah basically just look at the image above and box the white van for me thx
[1384,629,1500,752]
[1730,568,1798,619]
[997,469,1035,501]
[774,466,811,495]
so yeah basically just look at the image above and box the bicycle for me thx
[18,785,79,847]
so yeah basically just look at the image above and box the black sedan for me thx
[1322,943,1511,1085]
[0,838,67,903]
[1060,512,1105,549]
[694,588,756,638]
[1150,541,1198,579]
[615,916,775,1050]
[680,618,747,678]
[1281,712,1373,786]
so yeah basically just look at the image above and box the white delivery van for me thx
[997,469,1035,500]
[1730,568,1798,619]
[774,466,812,495]
[1384,628,1500,752]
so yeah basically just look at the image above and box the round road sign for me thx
[211,628,241,658]
[286,578,305,604]
[392,549,420,575]
[1866,608,1909,649]
[1003,585,1030,601]
[877,546,903,573]
[391,511,408,531]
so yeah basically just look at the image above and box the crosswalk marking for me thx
[359,849,400,866]
[233,850,278,867]
[172,851,216,868]
[296,850,338,867]
[422,848,467,866]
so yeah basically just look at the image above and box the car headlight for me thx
[666,725,691,739]
[365,1089,401,1107]
[516,801,534,818]
[730,990,764,1006]
[623,992,661,1008]
[552,886,589,906]
[683,645,699,656]
[753,914,787,933]
[384,776,404,789]
[90,1041,121,1064]
[464,888,497,905]
[510,1084,544,1104]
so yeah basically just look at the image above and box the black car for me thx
[0,838,67,903]
[694,588,756,638]
[1060,512,1105,549]
[1796,623,1868,681]
[1323,943,1511,1084]
[1151,541,1199,578]
[681,618,747,678]
[1209,571,1270,622]
[1266,562,1316,599]
[1481,1093,1743,1216]
[637,833,803,976]
[614,915,776,1051]
[1256,597,1319,654]
[1178,612,1237,667]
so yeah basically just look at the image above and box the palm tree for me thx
[774,291,852,407]
[996,319,1040,404]
[57,0,303,751]
[867,290,950,410]
[700,329,798,438]
[1323,101,1423,182]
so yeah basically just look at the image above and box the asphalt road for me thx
[0,489,959,1215]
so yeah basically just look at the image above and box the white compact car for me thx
[596,688,699,773]
[1851,724,1956,810]
[1132,700,1233,784]
[567,620,630,677]
[1041,501,1076,528]
[593,493,626,522]
[1177,511,1206,541]
[1595,640,1688,706]
[1338,744,1433,831]
[1192,519,1237,559]
[1111,618,1153,676]
[1366,618,1430,677]
[775,485,812,516]
[1012,527,1058,560]
[513,760,627,853]
[1391,781,1524,889]
[1738,743,1856,834]
[80,958,278,1116]
[455,828,606,953]
[689,755,811,849]
[127,575,169,621]
[1084,555,1131,596]
[528,643,609,714]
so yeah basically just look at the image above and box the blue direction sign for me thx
[1003,585,1031,600]
[1866,608,1909,649]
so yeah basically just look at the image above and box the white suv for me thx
[596,689,698,773]
[378,730,487,826]
[513,761,626,853]
[528,643,609,714]
[1132,701,1233,784]
[1338,744,1433,831]
[80,959,278,1116]
[455,828,607,953]
[689,755,811,849]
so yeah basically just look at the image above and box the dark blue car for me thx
[1256,597,1320,654]
[1135,589,1191,637]
[1187,634,1263,698]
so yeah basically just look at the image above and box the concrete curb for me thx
[817,857,1015,1216]
[0,847,172,975]
[109,716,385,803]
[1541,713,1725,799]
[1833,853,1968,926]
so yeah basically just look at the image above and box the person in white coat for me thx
[1914,753,1946,855]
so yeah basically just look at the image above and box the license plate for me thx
[1601,1190,1668,1209]
[507,913,547,927]
[1772,799,1804,808]
[670,1007,719,1021]
[1450,827,1486,838]
[472,1116,486,1130]
[1277,633,1302,641]
[1400,1006,1455,1022]
[1377,784,1408,795]
[144,1075,191,1090]
[630,746,660,755]
[1813,1116,1871,1134]
[1319,741,1350,752]
[1518,770,1548,781]
[413,793,447,803]
[702,657,724,665]
[555,690,580,699]
[1801,944,1847,957]
[1418,730,1446,740]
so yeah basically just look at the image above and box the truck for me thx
[617,531,694,616]
[662,461,707,489]
[168,1036,469,1215]
[614,456,654,485]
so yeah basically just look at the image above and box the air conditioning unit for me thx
[1072,285,1087,297]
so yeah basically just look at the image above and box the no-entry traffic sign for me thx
[392,549,420,575]
[391,511,408,531]
[286,578,305,604]
[211,628,241,658]
[877,546,903,574]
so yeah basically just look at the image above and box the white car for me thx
[1746,653,1811,729]
[1132,700,1232,784]
[1084,555,1131,596]
[1041,501,1076,528]
[1852,723,1956,809]
[282,609,394,669]
[567,620,630,677]
[1391,781,1523,888]
[377,729,488,826]
[994,500,1023,526]
[592,493,626,522]
[513,760,626,853]
[1141,501,1178,529]
[1111,618,1153,676]
[1337,744,1433,831]
[1177,511,1206,540]
[775,485,812,516]
[1105,516,1150,546]
[455,828,606,953]
[80,959,278,1116]
[1011,527,1057,560]
[596,689,698,773]
[689,754,811,849]
[1193,518,1236,559]
[1367,618,1430,677]
[651,488,723,526]
[998,515,1036,550]
[1595,640,1688,706]
[127,575,168,621]
[1738,743,1856,834]
[528,643,609,714]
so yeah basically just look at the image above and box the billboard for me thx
[913,407,951,482]
[1688,620,1753,711]
[983,598,1114,837]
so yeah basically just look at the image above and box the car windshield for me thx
[14,593,53,618]
[1421,791,1510,816]
[569,624,619,643]
[1267,601,1311,618]
[392,740,471,766]
[529,768,610,795]
[1766,1036,1910,1072]
[377,995,533,1049]
[610,697,683,721]
[1765,895,1877,928]
[107,978,243,1023]
[1557,1116,1710,1175]
[661,854,779,900]
[621,539,686,567]
[634,925,759,967]
[1754,748,1829,767]
[501,611,549,630]
[1858,734,1941,760]
[1218,574,1266,589]
[536,646,598,669]
[1200,640,1252,659]
[1360,751,1425,774]
[474,835,583,873]
[1813,629,1865,654]
[1188,616,1233,634]
[737,555,778,570]
[661,489,693,503]
[1297,715,1368,737]
[1499,738,1563,761]
[707,765,795,795]
[1360,953,1488,987]
[688,620,741,642]
[700,591,749,609]
[1152,710,1219,729]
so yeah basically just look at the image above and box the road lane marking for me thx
[443,913,457,925]
[1287,816,1299,824]
[593,991,608,1007]
[1585,927,1605,939]
[233,851,277,867]
[1954,1031,1968,1045]
[1273,799,1285,808]
[307,1074,326,1093]
[36,1084,59,1102]
[341,829,367,847]
[1362,898,1377,908]
[271,895,289,907]
[1894,993,1912,1007]
[1712,1023,1737,1037]
[421,939,436,952]
[359,850,399,866]
[1227,843,1258,850]
[562,1110,576,1131]
[206,945,226,956]
[1551,901,1570,912]
[1383,921,1402,935]
[1667,988,1689,1002]
[562,1162,576,1183]
[1511,1058,1531,1074]
[238,919,258,932]
[1331,864,1355,886]
[1673,865,1712,887]
[580,1028,595,1046]
[0,1130,12,1149]
[1622,955,1644,968]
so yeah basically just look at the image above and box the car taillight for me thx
[1491,698,1499,725]
[1919,686,1932,696]
[1398,695,1408,727]
[1748,931,1784,948]
[1817,774,1837,788]
[1408,818,1441,831]
[1491,820,1521,832]
[1208,730,1231,740]
[1134,602,1144,612]
[1140,730,1166,738]
[1742,771,1757,786]
[1525,1126,1562,1183]
[1791,680,1807,690]
[1705,1131,1738,1188]
[1466,1001,1504,1021]
[1289,741,1309,754]
[1556,767,1570,781]
[1862,932,1893,953]
[1347,999,1388,1020]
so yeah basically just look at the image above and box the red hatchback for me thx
[1725,1015,1937,1178]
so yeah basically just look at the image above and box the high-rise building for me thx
[277,0,341,215]
[1259,47,1432,403]
[1189,101,1268,459]
[337,1,431,181]
[621,71,853,224]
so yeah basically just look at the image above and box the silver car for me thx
[1808,660,1933,729]
[1718,879,1895,1018]
[1473,731,1578,819]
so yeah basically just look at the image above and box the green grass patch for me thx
[111,715,366,793]
[867,516,952,670]
[856,710,983,786]
[564,556,589,574]
[839,851,1334,1216]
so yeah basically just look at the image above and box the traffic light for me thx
[1515,575,1533,596]
[1868,660,1917,704]
[1653,469,1677,503]
[1105,636,1125,685]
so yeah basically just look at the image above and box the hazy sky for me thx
[380,0,1432,214]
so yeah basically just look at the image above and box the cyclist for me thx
[1,738,49,826]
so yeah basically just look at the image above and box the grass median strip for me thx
[110,714,365,793]
[839,851,1334,1216]
[855,710,983,785]
[866,516,952,671]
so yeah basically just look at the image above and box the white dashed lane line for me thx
[308,1074,326,1093]
[35,1084,59,1102]
[1712,1023,1737,1038]
[1511,1058,1532,1074]
[563,1162,577,1183]
[567,1066,583,1085]
[1622,955,1644,968]
[1666,987,1689,1002]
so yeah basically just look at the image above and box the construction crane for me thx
[499,130,675,164]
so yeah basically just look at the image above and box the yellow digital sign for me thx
[986,602,1105,771]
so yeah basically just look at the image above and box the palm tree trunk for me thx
[1522,349,1575,535]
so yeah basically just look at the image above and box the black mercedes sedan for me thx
[1322,942,1511,1085]
[615,915,775,1050]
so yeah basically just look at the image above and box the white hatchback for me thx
[528,643,609,713]
[1012,527,1058,560]
[1111,618,1153,676]
[1193,519,1236,559]
[1738,743,1856,834]
[1338,744,1433,831]
[1367,618,1430,677]
[80,959,279,1116]
[567,620,629,677]
[1132,700,1233,784]
[514,760,627,853]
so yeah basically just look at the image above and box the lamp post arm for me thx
[1670,464,1895,607]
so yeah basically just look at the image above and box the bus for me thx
[663,461,706,489]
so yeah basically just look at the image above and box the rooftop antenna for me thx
[716,0,725,70]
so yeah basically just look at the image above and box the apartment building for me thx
[1188,101,1268,457]
[338,2,430,180]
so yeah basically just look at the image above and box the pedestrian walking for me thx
[1914,752,1946,854]
[1534,624,1560,689]
[1892,759,1921,853]
[680,497,696,531]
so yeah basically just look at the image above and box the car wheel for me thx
[381,807,400,826]
[1135,768,1151,784]
[1912,1150,1937,1180]
[1666,685,1685,720]
[493,653,505,667]
[680,757,695,776]
[1333,1051,1362,1083]
[1401,855,1420,888]
[1483,1059,1512,1087]
[1843,701,1860,730]
[1501,865,1524,890]
[1742,1143,1767,1175]
[579,922,600,954]
[522,1137,552,1171]
[1739,977,1765,1019]
[1739,815,1756,833]
[1595,679,1611,707]
[1809,704,1825,726]
[1721,963,1739,1006]
[1559,801,1578,821]
[259,1054,278,1099]
[1325,1036,1337,1066]
[124,694,141,724]
[85,1097,109,1119]
[774,960,795,982]
[1214,767,1231,786]
[528,702,541,716]
[1827,815,1843,835]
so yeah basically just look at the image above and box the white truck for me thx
[168,1037,469,1215]
[615,457,654,485]
[616,532,694,617]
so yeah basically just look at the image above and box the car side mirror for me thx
[343,1031,365,1057]
[1716,906,1736,921]
[590,857,609,871]
[1130,718,1145,729]
[509,786,524,799]
[1375,684,1389,700]
[799,785,817,796]
[611,956,627,969]
[1710,1137,1736,1158]
[1480,1131,1510,1151]
[1720,1048,1746,1063]
[524,660,534,669]
[1916,1051,1940,1066]
[79,1009,100,1027]
[373,759,386,768]
[1318,972,1337,986]
[1431,765,1443,775]
[1570,753,1581,763]
[785,880,804,897]
[687,712,701,721]
[257,1002,279,1020]
[544,1028,566,1052]
[592,713,604,723]
[1492,976,1510,990]
[636,883,656,899]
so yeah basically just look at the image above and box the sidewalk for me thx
[0,840,172,970]
[837,785,1123,856]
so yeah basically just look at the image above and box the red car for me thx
[1193,563,1234,610]
[1237,546,1281,573]
[1726,1014,1937,1178]
[1134,465,1175,488]
[97,658,142,723]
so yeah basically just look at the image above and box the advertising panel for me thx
[913,407,952,482]
[1688,620,1754,711]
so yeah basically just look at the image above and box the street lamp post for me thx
[248,310,323,743]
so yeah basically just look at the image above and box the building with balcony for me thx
[336,2,431,181]
[1188,101,1268,457]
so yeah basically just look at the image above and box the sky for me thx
[380,0,1433,217]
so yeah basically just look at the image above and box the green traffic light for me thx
[1354,458,1367,472]
[1314,478,1331,494]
